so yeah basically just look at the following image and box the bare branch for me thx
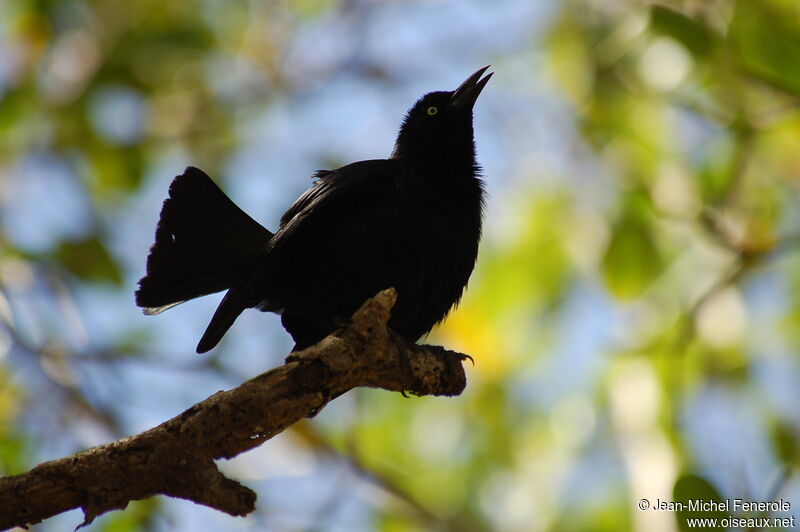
[0,288,469,530]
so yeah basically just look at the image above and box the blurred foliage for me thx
[673,474,726,530]
[2,0,800,531]
[54,236,123,285]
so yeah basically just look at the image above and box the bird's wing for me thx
[196,161,397,353]
[278,169,336,228]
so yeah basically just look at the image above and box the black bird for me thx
[136,66,492,353]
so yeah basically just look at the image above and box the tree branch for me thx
[0,288,470,530]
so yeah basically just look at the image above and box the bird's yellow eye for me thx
[426,106,438,116]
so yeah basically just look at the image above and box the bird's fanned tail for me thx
[135,167,273,315]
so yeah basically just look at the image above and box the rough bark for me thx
[0,288,469,530]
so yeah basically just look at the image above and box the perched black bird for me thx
[136,66,492,353]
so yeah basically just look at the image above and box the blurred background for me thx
[2,0,800,530]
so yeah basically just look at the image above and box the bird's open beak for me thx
[450,65,493,110]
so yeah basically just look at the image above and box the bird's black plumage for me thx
[136,66,492,353]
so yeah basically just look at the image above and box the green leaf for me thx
[0,369,28,476]
[770,420,798,464]
[650,6,714,57]
[697,136,736,204]
[54,237,123,286]
[602,200,663,300]
[0,434,28,476]
[289,0,339,18]
[95,499,159,532]
[729,0,800,96]
[86,144,146,196]
[673,474,726,530]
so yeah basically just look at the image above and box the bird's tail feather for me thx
[195,250,271,353]
[135,167,272,314]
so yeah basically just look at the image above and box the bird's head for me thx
[391,66,492,168]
